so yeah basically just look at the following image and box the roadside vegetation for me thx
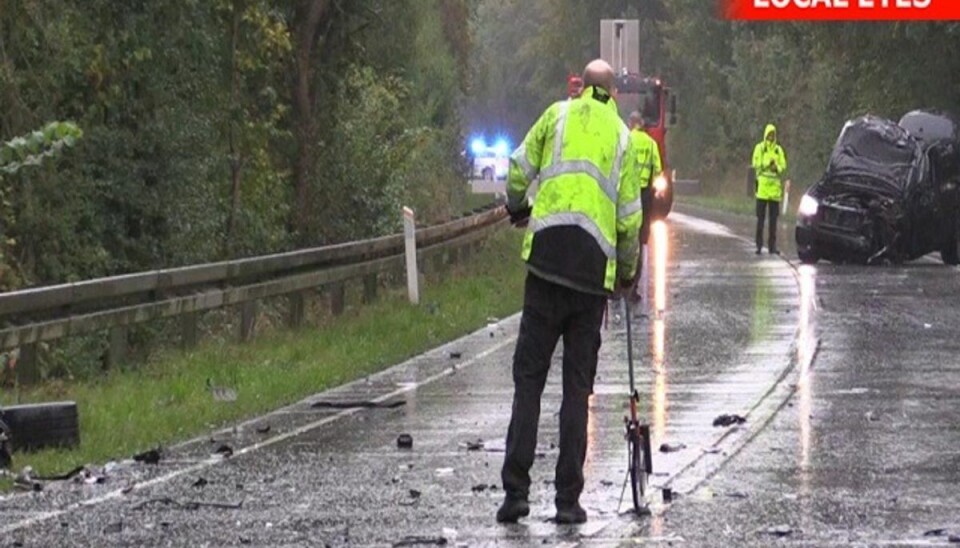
[4,228,525,475]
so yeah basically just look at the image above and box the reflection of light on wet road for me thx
[585,394,598,475]
[653,221,668,314]
[651,220,669,445]
[796,263,818,521]
[796,265,818,473]
[652,319,667,445]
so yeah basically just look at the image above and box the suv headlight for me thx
[798,195,818,217]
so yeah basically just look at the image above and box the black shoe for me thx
[496,497,530,523]
[555,502,587,524]
[769,248,780,255]
[755,248,762,255]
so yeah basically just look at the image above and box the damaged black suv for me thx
[795,111,960,265]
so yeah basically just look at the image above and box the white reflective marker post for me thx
[403,206,420,304]
[782,179,791,215]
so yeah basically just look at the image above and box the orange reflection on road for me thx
[650,220,669,445]
[653,221,668,313]
[651,318,667,445]
[584,394,598,476]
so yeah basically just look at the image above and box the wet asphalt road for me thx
[1,206,958,547]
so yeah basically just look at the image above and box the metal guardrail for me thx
[1,204,508,382]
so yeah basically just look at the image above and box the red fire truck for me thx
[600,19,677,220]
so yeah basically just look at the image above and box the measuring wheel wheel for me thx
[628,423,651,514]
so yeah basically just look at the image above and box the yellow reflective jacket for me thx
[631,128,662,189]
[752,124,788,202]
[507,86,642,294]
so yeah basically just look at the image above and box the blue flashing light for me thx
[492,138,510,157]
[470,137,486,156]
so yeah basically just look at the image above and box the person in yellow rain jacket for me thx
[752,123,788,255]
[626,110,662,310]
[497,59,642,526]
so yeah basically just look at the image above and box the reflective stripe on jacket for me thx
[507,86,642,294]
[752,124,788,202]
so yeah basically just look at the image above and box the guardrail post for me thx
[329,283,345,316]
[239,300,257,342]
[15,344,39,385]
[432,252,445,276]
[288,291,306,328]
[363,274,378,304]
[403,206,420,305]
[107,326,128,369]
[181,312,199,349]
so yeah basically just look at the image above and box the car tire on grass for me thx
[2,402,80,452]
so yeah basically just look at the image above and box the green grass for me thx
[3,229,526,476]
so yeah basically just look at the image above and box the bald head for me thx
[582,59,615,94]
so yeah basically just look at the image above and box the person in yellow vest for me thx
[498,59,642,525]
[626,110,662,310]
[752,123,788,255]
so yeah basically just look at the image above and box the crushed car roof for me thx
[825,115,922,197]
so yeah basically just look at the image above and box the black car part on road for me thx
[2,401,80,452]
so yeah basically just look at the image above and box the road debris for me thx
[408,489,421,499]
[713,414,747,427]
[132,496,244,511]
[448,351,462,359]
[461,439,484,451]
[471,483,489,493]
[14,466,42,492]
[312,400,406,409]
[133,447,163,465]
[659,442,687,453]
[215,444,234,458]
[255,424,271,434]
[397,434,414,449]
[662,487,673,503]
[924,528,948,537]
[762,525,793,537]
[393,535,448,547]
[725,491,749,499]
[192,477,209,488]
[949,534,960,543]
[34,465,85,481]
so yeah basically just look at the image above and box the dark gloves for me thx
[506,204,532,227]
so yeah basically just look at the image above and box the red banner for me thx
[721,0,960,21]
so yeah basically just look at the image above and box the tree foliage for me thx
[0,0,471,291]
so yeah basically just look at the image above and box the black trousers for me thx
[501,273,606,506]
[755,199,780,251]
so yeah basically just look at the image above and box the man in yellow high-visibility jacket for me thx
[752,123,788,255]
[497,59,642,526]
